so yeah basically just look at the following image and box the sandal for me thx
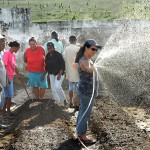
[80,139,96,145]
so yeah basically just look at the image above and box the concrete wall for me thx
[0,8,122,73]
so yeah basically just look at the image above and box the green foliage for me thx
[120,0,150,19]
[71,15,76,20]
[0,0,150,22]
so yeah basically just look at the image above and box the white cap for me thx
[0,34,5,39]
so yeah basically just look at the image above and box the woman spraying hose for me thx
[75,39,101,144]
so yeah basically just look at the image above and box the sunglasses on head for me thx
[91,48,98,51]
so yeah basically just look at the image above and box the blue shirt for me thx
[43,39,64,54]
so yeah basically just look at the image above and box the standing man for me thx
[43,31,64,54]
[63,35,80,110]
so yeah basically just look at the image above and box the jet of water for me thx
[95,20,150,106]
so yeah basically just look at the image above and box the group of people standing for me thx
[24,31,68,105]
[0,31,101,145]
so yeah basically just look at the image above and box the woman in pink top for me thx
[3,41,20,116]
[24,37,48,99]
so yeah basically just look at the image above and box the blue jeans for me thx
[76,88,95,135]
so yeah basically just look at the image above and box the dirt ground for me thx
[0,75,150,150]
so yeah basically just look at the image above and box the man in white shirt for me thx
[63,35,80,110]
